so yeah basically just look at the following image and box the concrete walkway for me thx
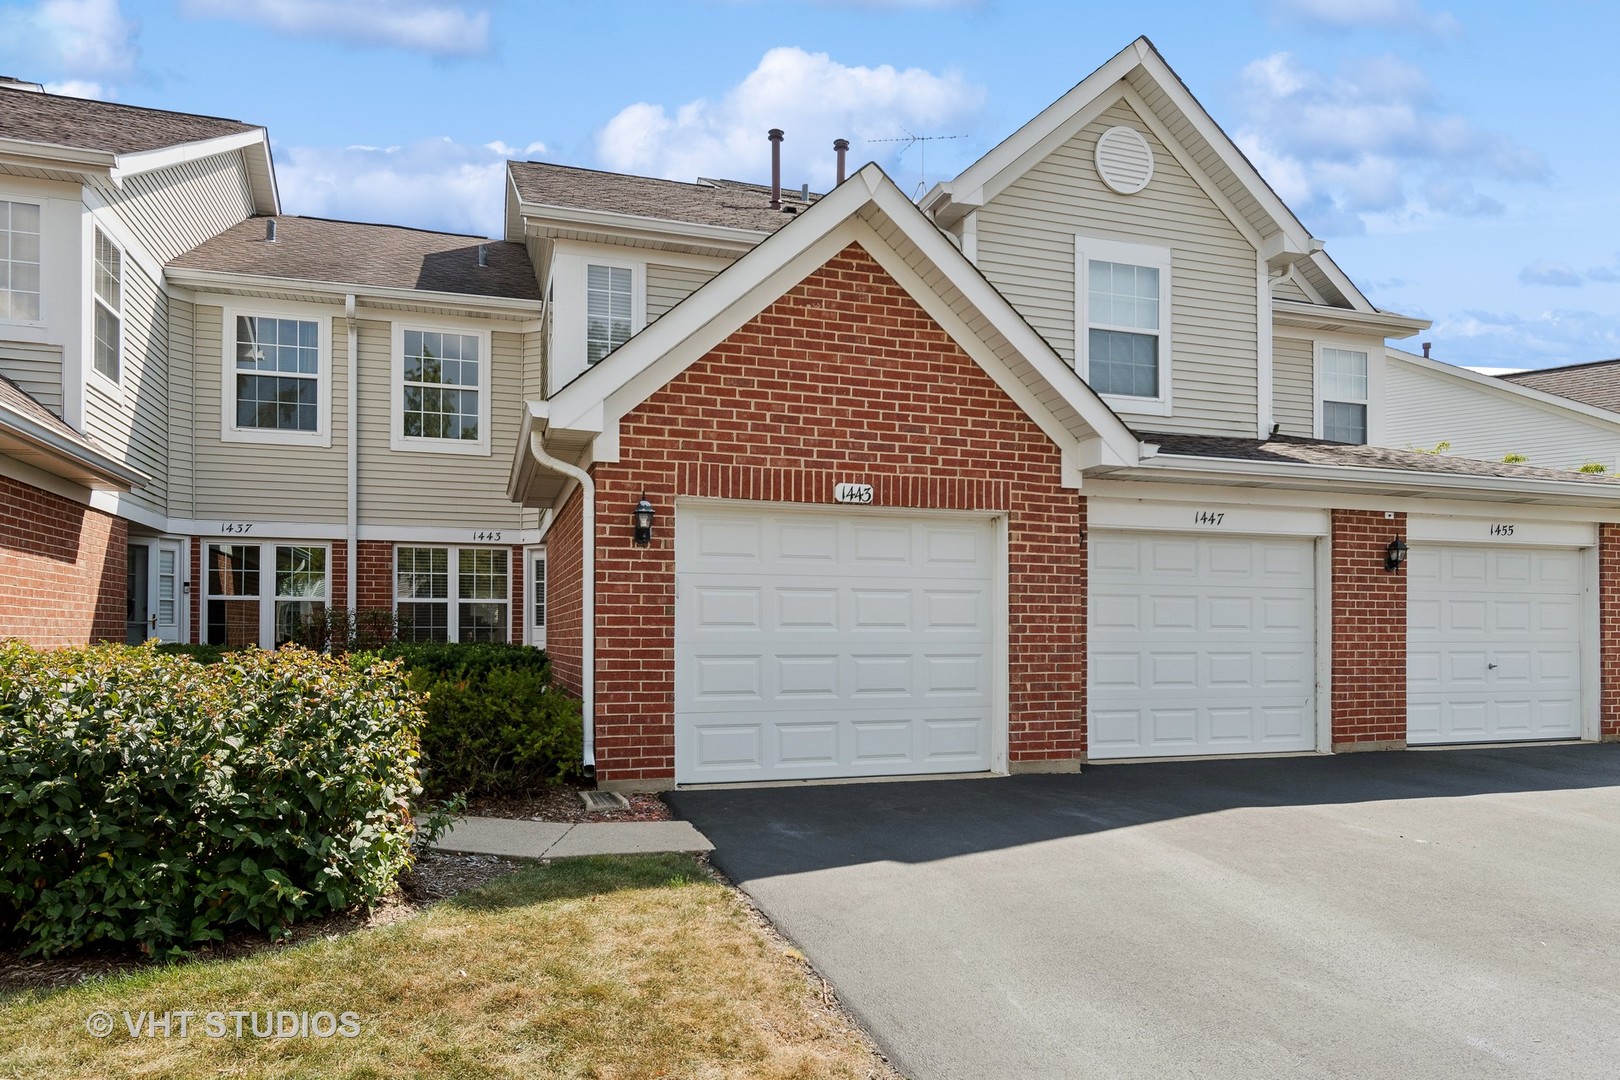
[433,816,713,860]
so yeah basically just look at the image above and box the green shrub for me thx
[0,641,440,959]
[365,640,551,680]
[154,642,242,665]
[285,607,403,656]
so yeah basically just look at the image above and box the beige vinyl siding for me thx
[1384,358,1620,472]
[356,322,537,529]
[523,327,544,403]
[975,97,1259,437]
[82,268,169,515]
[0,341,64,416]
[1273,276,1311,304]
[166,296,195,518]
[1273,336,1314,437]
[89,153,255,264]
[646,263,718,322]
[191,304,349,522]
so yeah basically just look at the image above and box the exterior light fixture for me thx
[633,495,656,547]
[1384,537,1408,573]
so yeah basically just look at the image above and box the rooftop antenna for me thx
[868,127,968,201]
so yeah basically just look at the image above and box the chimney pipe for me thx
[768,128,784,209]
[478,243,488,268]
[265,218,277,242]
[1422,341,1432,358]
[834,138,849,185]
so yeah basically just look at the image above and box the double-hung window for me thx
[92,227,122,383]
[391,324,491,454]
[585,263,633,364]
[205,542,328,648]
[0,199,41,323]
[223,308,330,445]
[1318,346,1369,445]
[395,546,509,643]
[1077,237,1172,414]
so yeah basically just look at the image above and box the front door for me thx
[125,543,150,644]
[126,539,183,644]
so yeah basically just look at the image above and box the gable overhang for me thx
[0,128,279,214]
[924,36,1381,315]
[0,406,148,491]
[1273,300,1431,339]
[164,266,542,320]
[1100,452,1620,508]
[511,163,1141,504]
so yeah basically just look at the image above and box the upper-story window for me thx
[92,227,123,383]
[1076,237,1172,415]
[221,307,330,446]
[0,199,41,323]
[1319,346,1369,445]
[391,324,491,455]
[586,263,633,364]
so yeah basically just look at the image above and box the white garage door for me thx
[1089,532,1318,759]
[675,504,996,784]
[1407,546,1584,744]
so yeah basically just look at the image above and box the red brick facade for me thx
[1331,509,1408,750]
[563,244,1084,786]
[0,473,126,646]
[1600,523,1620,741]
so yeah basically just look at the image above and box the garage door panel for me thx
[678,507,995,783]
[1089,532,1318,759]
[1408,544,1585,745]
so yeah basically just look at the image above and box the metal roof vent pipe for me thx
[265,218,277,242]
[1422,341,1432,358]
[768,128,784,210]
[478,243,488,268]
[834,138,849,185]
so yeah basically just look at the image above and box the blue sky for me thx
[2,0,1616,370]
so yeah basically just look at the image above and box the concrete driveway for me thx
[668,745,1620,1080]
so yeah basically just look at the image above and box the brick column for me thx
[1600,523,1620,741]
[1331,509,1407,751]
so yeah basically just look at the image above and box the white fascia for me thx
[164,267,543,319]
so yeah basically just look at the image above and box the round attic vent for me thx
[1095,126,1154,195]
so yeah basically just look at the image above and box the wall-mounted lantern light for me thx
[633,495,656,547]
[1384,536,1408,573]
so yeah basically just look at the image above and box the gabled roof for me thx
[511,163,1143,506]
[1500,357,1620,414]
[168,216,540,303]
[1389,348,1620,430]
[0,375,146,489]
[922,36,1375,314]
[508,161,821,235]
[0,84,255,155]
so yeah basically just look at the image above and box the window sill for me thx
[389,435,492,457]
[219,425,332,448]
[1098,393,1172,417]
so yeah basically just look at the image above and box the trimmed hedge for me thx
[0,642,436,958]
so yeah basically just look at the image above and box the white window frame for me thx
[0,196,44,328]
[524,544,547,649]
[90,225,123,389]
[585,259,638,366]
[389,320,493,456]
[220,301,334,447]
[1314,341,1371,446]
[1075,235,1173,416]
[203,541,331,649]
[392,544,512,644]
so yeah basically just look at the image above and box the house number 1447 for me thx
[1194,511,1226,526]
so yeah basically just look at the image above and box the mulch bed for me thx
[462,783,672,824]
[0,850,522,996]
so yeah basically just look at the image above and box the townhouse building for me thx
[4,39,1619,791]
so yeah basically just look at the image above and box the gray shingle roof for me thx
[0,85,257,155]
[1143,432,1620,485]
[169,216,540,301]
[1500,359,1620,414]
[508,161,821,233]
[0,373,80,440]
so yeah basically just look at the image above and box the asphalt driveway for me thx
[668,745,1620,1080]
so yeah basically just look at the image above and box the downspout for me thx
[345,294,358,611]
[527,430,596,771]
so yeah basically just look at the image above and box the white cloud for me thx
[1273,0,1460,35]
[1434,308,1620,368]
[42,78,107,98]
[180,0,490,56]
[0,0,137,77]
[1234,51,1547,235]
[274,136,547,238]
[1519,261,1584,288]
[594,47,985,193]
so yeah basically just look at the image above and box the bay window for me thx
[92,227,122,382]
[0,199,41,323]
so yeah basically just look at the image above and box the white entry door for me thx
[126,539,182,643]
[1089,532,1318,759]
[1407,546,1584,744]
[675,504,997,784]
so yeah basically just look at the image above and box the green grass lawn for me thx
[0,855,887,1079]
